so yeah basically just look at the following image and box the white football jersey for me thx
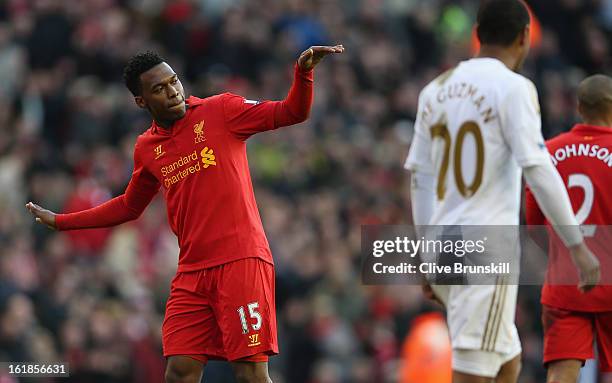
[405,58,549,225]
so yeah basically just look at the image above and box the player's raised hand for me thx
[25,202,57,230]
[297,45,344,71]
[569,243,600,292]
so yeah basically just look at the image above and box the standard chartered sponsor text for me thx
[162,150,201,188]
[372,236,486,258]
[162,150,199,177]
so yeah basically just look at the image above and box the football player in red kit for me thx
[26,45,344,383]
[526,74,612,383]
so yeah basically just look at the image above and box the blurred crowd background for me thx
[0,0,611,382]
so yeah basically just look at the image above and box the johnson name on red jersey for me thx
[526,124,612,311]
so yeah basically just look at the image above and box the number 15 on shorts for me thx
[237,302,262,334]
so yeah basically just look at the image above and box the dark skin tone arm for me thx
[297,45,344,71]
[25,45,344,230]
[25,202,57,229]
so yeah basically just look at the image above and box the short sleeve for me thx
[405,89,435,174]
[499,79,549,167]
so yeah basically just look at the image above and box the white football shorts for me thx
[431,283,522,377]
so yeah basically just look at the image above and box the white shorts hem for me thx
[452,347,522,378]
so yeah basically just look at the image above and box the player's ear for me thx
[520,25,530,47]
[134,96,146,109]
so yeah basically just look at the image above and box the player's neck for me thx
[583,118,612,128]
[477,46,518,71]
[154,105,189,129]
[155,119,174,129]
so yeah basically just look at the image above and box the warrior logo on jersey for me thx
[154,144,165,159]
[194,120,206,144]
[248,333,261,347]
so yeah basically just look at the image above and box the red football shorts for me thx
[542,305,612,372]
[162,257,278,363]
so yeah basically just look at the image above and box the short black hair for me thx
[477,0,530,46]
[123,51,165,96]
[578,74,612,121]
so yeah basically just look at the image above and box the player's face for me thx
[136,62,186,123]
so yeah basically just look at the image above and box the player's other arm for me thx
[524,184,548,250]
[222,45,344,140]
[404,89,443,305]
[525,159,547,250]
[408,168,440,305]
[405,87,436,227]
[26,143,160,230]
[501,80,600,291]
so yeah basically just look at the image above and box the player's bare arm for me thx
[297,45,344,71]
[25,202,57,230]
[568,242,601,293]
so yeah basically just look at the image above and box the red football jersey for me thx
[56,65,313,271]
[525,124,612,311]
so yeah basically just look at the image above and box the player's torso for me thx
[145,98,229,189]
[543,126,612,311]
[135,95,271,270]
[548,126,612,225]
[426,59,522,225]
[137,96,248,237]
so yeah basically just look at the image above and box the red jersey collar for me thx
[571,123,612,136]
[151,96,205,135]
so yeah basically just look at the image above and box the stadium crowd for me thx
[0,0,610,382]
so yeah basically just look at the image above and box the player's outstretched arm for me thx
[274,44,344,126]
[26,191,153,231]
[222,45,344,140]
[26,202,57,230]
[26,146,160,231]
[296,45,344,71]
